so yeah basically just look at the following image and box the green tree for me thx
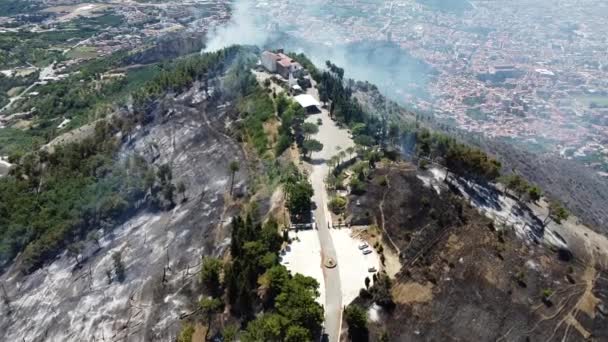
[302,139,323,159]
[87,231,101,248]
[177,323,195,342]
[261,220,283,254]
[276,93,290,117]
[302,122,319,139]
[544,201,569,227]
[222,324,239,342]
[200,257,223,295]
[199,297,224,341]
[285,325,311,342]
[502,174,529,199]
[162,183,176,206]
[344,304,368,342]
[242,313,285,342]
[346,146,355,160]
[144,169,156,191]
[259,265,290,307]
[528,186,542,203]
[339,150,347,165]
[112,251,126,282]
[328,196,347,214]
[275,274,323,335]
[229,160,240,196]
[327,156,338,176]
[285,179,314,220]
[157,163,172,185]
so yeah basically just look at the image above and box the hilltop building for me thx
[261,51,304,79]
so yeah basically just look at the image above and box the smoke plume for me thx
[204,0,271,52]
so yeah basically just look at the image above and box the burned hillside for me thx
[346,162,608,341]
[0,48,267,341]
[347,164,463,264]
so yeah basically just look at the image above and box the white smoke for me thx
[204,0,270,52]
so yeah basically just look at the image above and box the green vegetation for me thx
[177,323,195,342]
[2,54,160,157]
[329,196,347,214]
[200,257,223,296]
[199,297,224,340]
[302,122,319,138]
[66,46,99,60]
[344,304,369,342]
[0,71,38,109]
[0,120,151,273]
[0,47,248,273]
[282,165,314,222]
[0,128,46,156]
[0,8,126,69]
[74,14,124,28]
[238,85,275,154]
[132,46,244,111]
[302,139,323,158]
[316,61,383,144]
[414,128,501,182]
[500,174,542,202]
[545,201,569,227]
[225,217,323,340]
[112,251,126,282]
[274,93,307,156]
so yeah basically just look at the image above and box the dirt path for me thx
[378,167,402,256]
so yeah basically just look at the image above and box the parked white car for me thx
[363,249,372,255]
[358,243,368,250]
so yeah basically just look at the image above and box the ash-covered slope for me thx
[0,77,247,341]
[347,163,608,341]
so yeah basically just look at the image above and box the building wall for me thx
[277,63,290,78]
[261,52,278,72]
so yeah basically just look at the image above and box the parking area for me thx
[330,229,380,305]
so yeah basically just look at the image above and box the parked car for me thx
[358,243,368,250]
[368,267,377,273]
[363,249,372,255]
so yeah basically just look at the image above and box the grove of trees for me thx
[223,216,324,340]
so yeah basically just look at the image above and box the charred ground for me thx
[346,162,608,341]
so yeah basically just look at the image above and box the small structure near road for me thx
[294,94,321,114]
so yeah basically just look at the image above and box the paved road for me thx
[310,160,342,342]
[0,63,56,114]
[306,82,356,342]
